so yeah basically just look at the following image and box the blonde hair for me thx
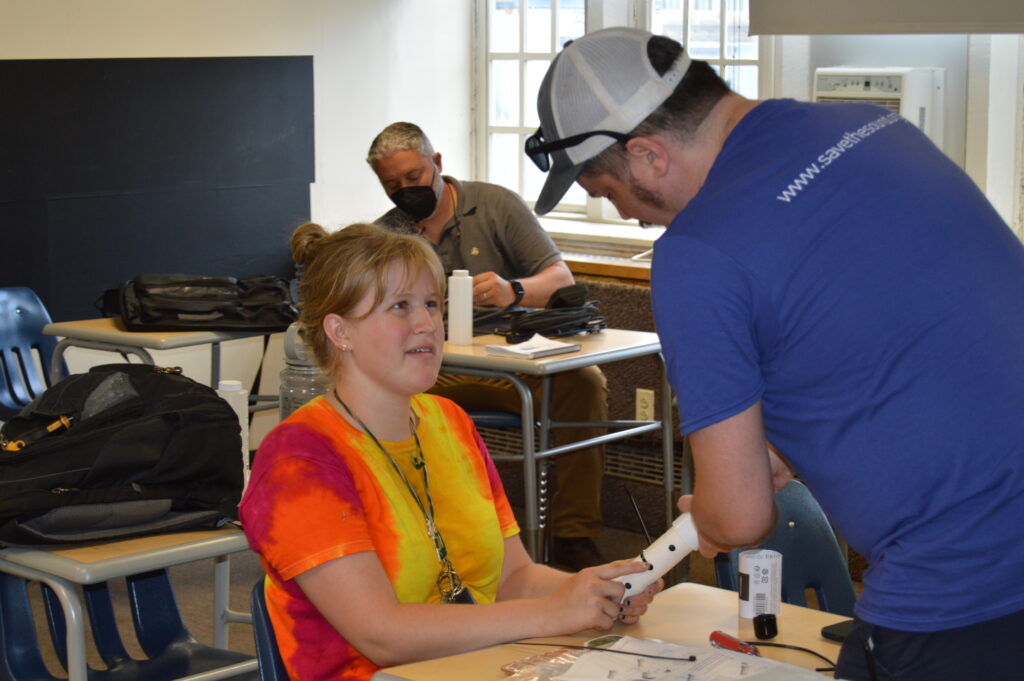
[290,222,445,377]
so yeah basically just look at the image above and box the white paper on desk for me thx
[553,636,829,681]
[484,333,581,359]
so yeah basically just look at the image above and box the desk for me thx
[441,329,679,560]
[0,526,255,681]
[373,583,846,680]
[43,317,269,388]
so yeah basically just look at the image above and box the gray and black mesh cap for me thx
[532,27,691,215]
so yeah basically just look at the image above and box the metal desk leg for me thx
[537,376,553,564]
[0,560,88,681]
[210,340,221,388]
[213,553,230,648]
[658,354,677,525]
[212,554,253,650]
[507,377,539,561]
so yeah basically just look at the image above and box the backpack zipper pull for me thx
[1,415,73,452]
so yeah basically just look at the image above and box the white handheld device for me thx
[615,513,699,600]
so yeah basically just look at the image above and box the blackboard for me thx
[0,56,314,321]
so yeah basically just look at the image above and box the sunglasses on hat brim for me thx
[525,128,633,172]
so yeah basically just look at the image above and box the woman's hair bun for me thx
[291,222,329,266]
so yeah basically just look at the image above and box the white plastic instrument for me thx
[615,513,699,600]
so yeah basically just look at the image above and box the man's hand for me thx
[472,271,513,307]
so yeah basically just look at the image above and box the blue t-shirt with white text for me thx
[653,99,1024,631]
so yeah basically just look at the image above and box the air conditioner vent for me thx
[816,96,902,113]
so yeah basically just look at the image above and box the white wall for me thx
[1,0,475,445]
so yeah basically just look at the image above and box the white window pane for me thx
[724,0,756,59]
[562,182,587,208]
[489,60,520,127]
[651,4,684,44]
[524,60,549,129]
[724,64,758,99]
[489,133,521,194]
[556,0,585,48]
[525,0,551,53]
[490,0,520,53]
[688,0,720,60]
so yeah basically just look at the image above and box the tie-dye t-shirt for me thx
[239,394,519,681]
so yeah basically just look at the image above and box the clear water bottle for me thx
[279,323,331,421]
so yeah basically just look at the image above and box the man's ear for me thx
[433,151,443,173]
[625,136,670,179]
[323,313,350,352]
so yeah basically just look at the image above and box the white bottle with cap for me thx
[447,269,473,345]
[216,379,250,491]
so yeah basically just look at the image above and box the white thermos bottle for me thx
[447,269,473,345]
[216,379,250,491]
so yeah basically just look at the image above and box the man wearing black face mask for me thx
[367,121,610,571]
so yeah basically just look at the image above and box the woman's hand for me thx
[616,574,663,625]
[540,559,659,633]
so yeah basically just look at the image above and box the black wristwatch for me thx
[509,280,525,306]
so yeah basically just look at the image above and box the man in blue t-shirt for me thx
[529,27,1024,681]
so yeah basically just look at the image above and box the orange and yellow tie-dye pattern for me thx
[239,394,518,681]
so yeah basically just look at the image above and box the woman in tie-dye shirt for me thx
[240,222,659,681]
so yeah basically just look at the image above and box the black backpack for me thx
[0,364,243,545]
[101,274,297,332]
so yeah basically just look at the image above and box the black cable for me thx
[508,640,697,663]
[745,640,836,668]
[504,304,607,343]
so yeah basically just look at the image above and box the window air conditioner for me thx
[813,66,945,152]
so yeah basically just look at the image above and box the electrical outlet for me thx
[635,388,655,422]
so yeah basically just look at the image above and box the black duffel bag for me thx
[101,274,297,332]
[0,364,243,545]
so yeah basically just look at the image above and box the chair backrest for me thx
[714,480,857,617]
[251,579,290,681]
[468,411,522,430]
[0,287,62,420]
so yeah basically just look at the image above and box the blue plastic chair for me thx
[713,480,857,617]
[0,569,256,681]
[250,580,289,681]
[0,287,64,420]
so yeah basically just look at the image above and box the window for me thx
[479,1,587,214]
[477,0,766,224]
[650,0,759,100]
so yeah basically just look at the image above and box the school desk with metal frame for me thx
[0,526,255,681]
[371,581,847,681]
[439,328,681,561]
[42,317,278,409]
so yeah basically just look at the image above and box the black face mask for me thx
[388,168,440,221]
